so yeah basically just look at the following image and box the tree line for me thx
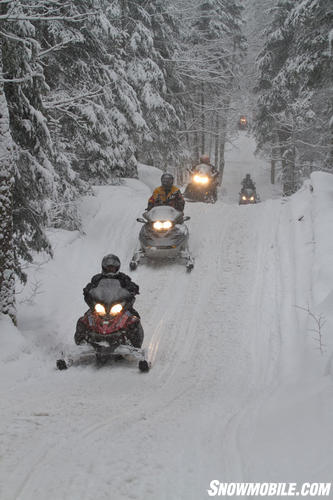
[0,0,244,322]
[253,0,333,194]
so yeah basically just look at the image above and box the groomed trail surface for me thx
[1,134,331,500]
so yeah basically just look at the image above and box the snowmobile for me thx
[238,115,248,130]
[239,187,259,205]
[183,165,218,203]
[129,205,194,272]
[56,278,150,372]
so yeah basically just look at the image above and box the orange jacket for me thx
[147,185,185,212]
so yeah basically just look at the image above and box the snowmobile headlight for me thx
[242,195,247,201]
[95,303,106,315]
[153,220,172,231]
[110,303,123,316]
[193,174,209,185]
[153,221,163,230]
[250,196,255,201]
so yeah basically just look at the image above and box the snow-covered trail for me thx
[2,134,325,500]
[222,132,281,203]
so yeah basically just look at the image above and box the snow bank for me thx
[0,314,27,364]
[310,172,333,363]
[311,172,333,304]
[242,173,333,484]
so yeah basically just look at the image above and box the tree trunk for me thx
[330,127,333,170]
[0,83,16,324]
[194,128,199,162]
[271,133,280,185]
[214,112,219,167]
[271,159,275,184]
[201,83,205,154]
[278,129,295,196]
[217,110,227,184]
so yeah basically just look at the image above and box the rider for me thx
[191,154,219,196]
[193,154,218,175]
[192,155,219,181]
[147,172,185,212]
[75,254,140,345]
[241,173,256,191]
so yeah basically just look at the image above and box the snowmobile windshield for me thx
[146,205,182,222]
[195,164,212,175]
[243,188,255,196]
[89,278,131,307]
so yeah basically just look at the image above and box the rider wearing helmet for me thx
[241,173,256,190]
[147,172,185,212]
[189,154,219,199]
[194,154,218,174]
[199,155,211,166]
[82,254,139,308]
[75,254,141,346]
[191,155,219,180]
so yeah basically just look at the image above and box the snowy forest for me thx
[1,1,333,499]
[1,0,332,323]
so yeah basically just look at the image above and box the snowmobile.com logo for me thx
[207,481,332,497]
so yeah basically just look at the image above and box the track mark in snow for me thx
[2,153,297,500]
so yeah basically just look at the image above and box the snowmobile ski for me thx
[56,345,150,372]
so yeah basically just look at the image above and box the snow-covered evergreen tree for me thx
[147,0,185,168]
[39,0,143,182]
[123,0,180,170]
[254,0,333,194]
[287,0,333,172]
[0,74,16,323]
[1,2,54,271]
[176,0,245,171]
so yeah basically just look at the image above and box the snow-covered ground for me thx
[1,133,333,500]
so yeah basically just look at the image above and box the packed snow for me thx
[1,133,333,500]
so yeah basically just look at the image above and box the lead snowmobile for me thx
[56,278,150,372]
[129,205,194,271]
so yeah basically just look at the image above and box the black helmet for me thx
[101,254,120,274]
[246,173,251,179]
[161,172,174,189]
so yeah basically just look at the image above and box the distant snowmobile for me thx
[129,205,194,271]
[239,187,260,205]
[56,279,150,372]
[183,164,218,203]
[238,115,248,130]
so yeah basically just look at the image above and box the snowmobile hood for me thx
[145,205,183,223]
[89,278,131,306]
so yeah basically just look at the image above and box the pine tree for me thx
[122,0,180,170]
[0,80,16,323]
[144,0,184,169]
[39,0,146,181]
[178,0,245,171]
[255,0,333,193]
[1,3,55,267]
[254,0,297,195]
[287,0,333,172]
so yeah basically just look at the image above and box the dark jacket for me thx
[241,178,256,190]
[83,272,139,308]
